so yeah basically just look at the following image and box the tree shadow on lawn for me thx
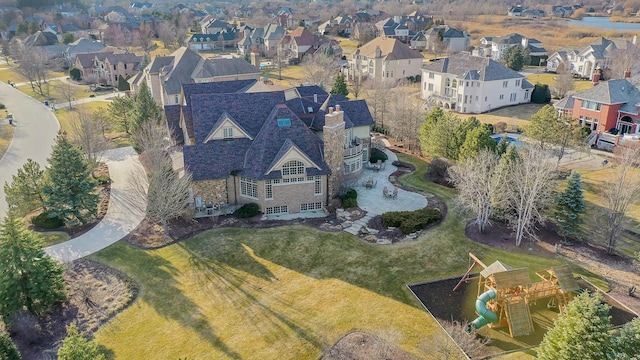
[105,246,243,360]
[177,242,329,351]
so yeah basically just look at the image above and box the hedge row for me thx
[381,207,442,234]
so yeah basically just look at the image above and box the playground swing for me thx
[454,253,580,338]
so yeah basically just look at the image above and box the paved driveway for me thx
[46,147,147,263]
[0,82,59,218]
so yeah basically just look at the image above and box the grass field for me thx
[18,79,95,103]
[0,122,14,159]
[472,103,545,130]
[53,102,110,135]
[88,153,606,359]
[524,72,593,92]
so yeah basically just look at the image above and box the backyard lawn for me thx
[88,154,605,359]
[473,103,545,131]
[525,72,593,93]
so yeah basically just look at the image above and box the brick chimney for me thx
[624,67,632,79]
[592,71,600,86]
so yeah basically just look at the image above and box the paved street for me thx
[0,81,60,218]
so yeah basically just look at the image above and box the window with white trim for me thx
[265,179,279,199]
[240,177,258,198]
[499,94,504,100]
[515,79,521,86]
[300,202,322,212]
[223,127,233,139]
[510,93,517,102]
[282,160,305,176]
[314,176,322,195]
[502,80,508,88]
[265,205,288,214]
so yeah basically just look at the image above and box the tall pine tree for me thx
[134,81,163,128]
[42,133,99,226]
[3,159,46,217]
[554,171,585,242]
[0,216,66,319]
[538,292,611,360]
[330,73,349,97]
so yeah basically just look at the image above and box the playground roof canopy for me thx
[480,260,513,278]
[491,268,531,289]
[550,266,580,292]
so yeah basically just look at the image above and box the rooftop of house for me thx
[571,78,640,113]
[355,37,423,60]
[192,58,261,78]
[424,53,533,85]
[424,25,468,39]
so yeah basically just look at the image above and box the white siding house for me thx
[421,53,534,114]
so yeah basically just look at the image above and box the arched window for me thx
[282,160,305,176]
[452,79,457,88]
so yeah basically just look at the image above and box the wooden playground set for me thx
[454,253,580,337]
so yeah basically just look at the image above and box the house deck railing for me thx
[344,142,363,158]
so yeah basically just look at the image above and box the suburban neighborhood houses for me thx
[1,1,640,359]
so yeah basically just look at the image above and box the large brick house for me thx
[165,83,374,216]
[555,73,640,144]
[74,51,141,86]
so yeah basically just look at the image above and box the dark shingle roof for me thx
[197,58,260,78]
[164,105,183,143]
[423,53,525,82]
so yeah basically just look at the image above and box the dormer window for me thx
[282,160,305,176]
[223,127,233,138]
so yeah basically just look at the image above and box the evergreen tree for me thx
[524,104,561,149]
[538,292,611,360]
[0,216,66,319]
[452,116,481,160]
[507,46,524,71]
[522,47,531,66]
[3,159,46,217]
[459,125,496,161]
[107,96,136,134]
[608,318,640,359]
[554,171,585,242]
[57,323,106,360]
[419,108,461,160]
[330,73,349,97]
[42,133,99,226]
[134,81,162,129]
[0,330,21,360]
[496,135,510,156]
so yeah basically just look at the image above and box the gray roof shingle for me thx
[423,53,525,82]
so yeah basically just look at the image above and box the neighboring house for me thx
[421,53,534,113]
[188,29,240,52]
[166,83,374,217]
[74,51,142,86]
[131,47,261,106]
[23,29,59,46]
[554,72,640,143]
[522,9,545,18]
[237,23,286,57]
[280,27,342,59]
[129,2,153,15]
[317,16,353,36]
[552,6,574,18]
[546,37,637,79]
[410,31,427,50]
[201,18,229,34]
[346,37,423,83]
[476,33,547,64]
[508,6,524,16]
[422,25,471,53]
[63,38,105,68]
[375,17,414,43]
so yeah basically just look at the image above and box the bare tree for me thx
[137,20,155,54]
[301,51,340,90]
[69,109,109,171]
[156,22,177,50]
[387,81,425,152]
[423,320,488,359]
[10,41,50,94]
[56,80,75,109]
[554,68,575,99]
[601,144,640,255]
[605,47,640,80]
[501,149,557,247]
[365,79,395,130]
[135,122,191,231]
[350,69,364,99]
[449,149,501,233]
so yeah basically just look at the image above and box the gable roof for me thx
[356,37,423,61]
[423,53,526,82]
[572,78,640,107]
[193,58,261,79]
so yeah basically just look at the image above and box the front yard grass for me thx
[88,153,607,359]
[18,79,94,103]
[54,102,108,135]
[0,122,14,159]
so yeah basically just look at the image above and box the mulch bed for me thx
[9,259,138,360]
[322,331,420,360]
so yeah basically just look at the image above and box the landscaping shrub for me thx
[369,148,388,163]
[0,103,5,110]
[69,67,81,81]
[427,158,451,179]
[31,212,64,229]
[382,207,442,234]
[234,203,260,218]
[0,331,21,360]
[340,188,357,200]
[95,175,110,185]
[342,197,358,209]
[493,121,507,133]
[532,84,551,104]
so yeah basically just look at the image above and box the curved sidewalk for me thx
[46,147,148,263]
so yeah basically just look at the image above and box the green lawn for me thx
[18,79,96,103]
[525,72,592,93]
[0,122,14,159]
[53,102,108,135]
[86,153,608,359]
